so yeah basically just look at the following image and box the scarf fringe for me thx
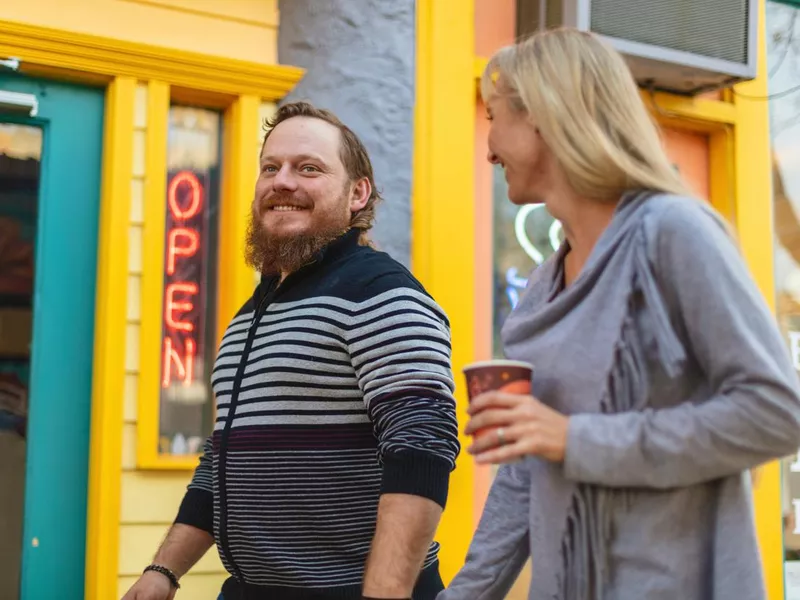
[557,247,686,600]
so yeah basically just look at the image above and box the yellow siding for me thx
[3,0,278,64]
[119,525,223,574]
[116,91,280,596]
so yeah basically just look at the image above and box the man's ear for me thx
[349,177,371,212]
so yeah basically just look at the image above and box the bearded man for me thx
[122,102,460,600]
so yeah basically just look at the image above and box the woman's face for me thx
[486,83,553,206]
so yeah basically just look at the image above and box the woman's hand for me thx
[466,391,570,464]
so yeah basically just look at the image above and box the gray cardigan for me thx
[440,194,800,599]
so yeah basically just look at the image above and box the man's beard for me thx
[245,196,350,276]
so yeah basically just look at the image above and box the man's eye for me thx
[301,165,318,173]
[261,165,277,173]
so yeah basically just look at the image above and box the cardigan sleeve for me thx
[438,462,531,600]
[564,199,800,489]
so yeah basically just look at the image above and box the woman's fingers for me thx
[464,407,517,435]
[466,398,570,463]
[468,391,531,414]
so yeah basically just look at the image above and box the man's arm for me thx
[362,494,442,598]
[347,276,461,597]
[151,523,214,578]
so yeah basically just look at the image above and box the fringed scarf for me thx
[501,191,689,599]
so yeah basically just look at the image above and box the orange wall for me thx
[663,128,710,200]
[475,0,516,57]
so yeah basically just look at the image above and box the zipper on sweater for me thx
[217,288,273,587]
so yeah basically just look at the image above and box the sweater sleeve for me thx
[438,462,530,600]
[175,435,214,535]
[346,277,460,508]
[564,200,800,489]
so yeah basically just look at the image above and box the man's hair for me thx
[261,101,382,239]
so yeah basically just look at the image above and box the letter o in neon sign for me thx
[168,171,203,220]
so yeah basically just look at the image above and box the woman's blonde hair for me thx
[482,28,690,201]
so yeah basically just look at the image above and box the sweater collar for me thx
[258,228,363,289]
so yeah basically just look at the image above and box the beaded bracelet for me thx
[143,564,181,589]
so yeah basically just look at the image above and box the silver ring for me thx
[497,427,506,446]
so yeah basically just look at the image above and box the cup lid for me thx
[463,360,533,371]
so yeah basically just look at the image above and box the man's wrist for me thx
[143,564,181,589]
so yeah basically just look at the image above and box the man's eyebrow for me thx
[261,153,327,164]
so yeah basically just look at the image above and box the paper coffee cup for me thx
[463,360,533,439]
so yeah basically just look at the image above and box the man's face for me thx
[254,116,353,240]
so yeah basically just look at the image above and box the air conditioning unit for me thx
[516,0,758,96]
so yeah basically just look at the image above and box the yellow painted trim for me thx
[643,90,737,127]
[135,81,200,469]
[414,0,476,584]
[85,76,136,600]
[474,56,488,85]
[733,3,782,598]
[0,19,303,101]
[218,95,261,345]
[709,127,737,222]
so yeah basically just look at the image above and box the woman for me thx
[440,28,800,600]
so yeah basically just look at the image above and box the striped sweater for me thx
[175,229,461,599]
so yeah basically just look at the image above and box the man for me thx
[122,101,460,600]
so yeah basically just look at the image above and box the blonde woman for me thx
[440,28,800,600]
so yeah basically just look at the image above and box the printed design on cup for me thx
[466,367,532,399]
[463,361,533,441]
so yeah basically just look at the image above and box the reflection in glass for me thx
[158,106,221,457]
[0,122,42,599]
[491,163,563,356]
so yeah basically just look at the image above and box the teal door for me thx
[0,73,104,599]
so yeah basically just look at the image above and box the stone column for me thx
[278,0,416,266]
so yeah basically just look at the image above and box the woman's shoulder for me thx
[640,193,733,262]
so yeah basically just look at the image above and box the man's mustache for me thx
[260,193,313,212]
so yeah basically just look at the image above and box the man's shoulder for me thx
[336,246,430,299]
[329,247,448,323]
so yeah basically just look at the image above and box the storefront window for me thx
[491,163,562,356]
[768,1,800,595]
[158,106,221,456]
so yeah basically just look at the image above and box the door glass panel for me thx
[0,122,42,600]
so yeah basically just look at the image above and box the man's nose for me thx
[487,150,500,164]
[273,165,298,192]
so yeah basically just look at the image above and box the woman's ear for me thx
[350,177,371,212]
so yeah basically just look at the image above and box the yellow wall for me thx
[1,0,278,64]
[116,84,274,598]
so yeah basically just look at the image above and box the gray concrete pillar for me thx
[278,0,416,266]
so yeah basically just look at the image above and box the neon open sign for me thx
[161,170,209,390]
